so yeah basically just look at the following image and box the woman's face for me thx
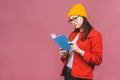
[68,15,84,29]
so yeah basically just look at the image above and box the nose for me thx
[72,21,77,25]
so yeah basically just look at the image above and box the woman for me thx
[59,4,103,80]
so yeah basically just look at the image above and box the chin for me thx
[75,27,80,29]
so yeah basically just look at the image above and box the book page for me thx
[51,33,56,39]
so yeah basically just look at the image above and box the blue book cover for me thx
[51,33,70,50]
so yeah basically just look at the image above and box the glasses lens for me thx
[68,19,73,23]
[68,16,79,23]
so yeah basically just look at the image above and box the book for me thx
[51,33,71,50]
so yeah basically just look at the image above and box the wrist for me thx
[62,54,67,60]
[78,49,85,56]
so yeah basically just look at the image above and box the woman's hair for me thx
[74,16,93,41]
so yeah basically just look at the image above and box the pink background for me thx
[0,0,120,80]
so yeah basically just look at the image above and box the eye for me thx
[68,19,73,22]
[74,16,79,19]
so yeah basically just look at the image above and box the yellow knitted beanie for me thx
[67,4,88,19]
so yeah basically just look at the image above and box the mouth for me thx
[73,23,77,26]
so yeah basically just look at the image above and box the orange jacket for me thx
[61,29,103,80]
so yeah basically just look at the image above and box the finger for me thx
[71,44,74,47]
[71,47,74,50]
[59,48,63,50]
[71,45,75,50]
[68,42,74,45]
[61,50,67,53]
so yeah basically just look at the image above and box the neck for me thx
[74,28,83,32]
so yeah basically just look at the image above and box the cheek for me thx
[78,20,83,26]
[77,18,84,26]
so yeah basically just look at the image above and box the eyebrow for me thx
[70,16,78,19]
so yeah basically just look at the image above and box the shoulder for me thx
[69,31,77,37]
[88,29,102,38]
[68,31,78,40]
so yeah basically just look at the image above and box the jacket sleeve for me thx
[83,32,103,65]
[60,55,68,64]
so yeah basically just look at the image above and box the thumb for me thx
[68,42,74,45]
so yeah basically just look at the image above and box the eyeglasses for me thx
[68,16,79,23]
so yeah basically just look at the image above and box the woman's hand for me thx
[68,42,85,56]
[59,48,68,59]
